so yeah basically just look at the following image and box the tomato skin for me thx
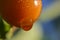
[0,0,42,31]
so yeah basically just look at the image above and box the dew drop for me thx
[20,19,33,31]
[17,0,22,3]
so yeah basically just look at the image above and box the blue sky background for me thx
[42,0,54,8]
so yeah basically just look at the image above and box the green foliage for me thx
[0,16,11,39]
[3,20,11,32]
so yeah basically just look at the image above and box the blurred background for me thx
[0,0,60,40]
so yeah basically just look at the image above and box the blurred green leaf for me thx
[3,20,11,32]
[0,16,11,39]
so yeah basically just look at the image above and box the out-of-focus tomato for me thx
[0,0,42,31]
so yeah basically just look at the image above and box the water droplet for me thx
[20,19,33,31]
[17,0,22,3]
[26,6,29,8]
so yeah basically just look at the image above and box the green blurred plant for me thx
[0,16,11,39]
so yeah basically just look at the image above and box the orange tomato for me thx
[0,0,42,31]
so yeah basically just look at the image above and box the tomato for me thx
[0,0,42,31]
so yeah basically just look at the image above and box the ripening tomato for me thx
[0,0,42,31]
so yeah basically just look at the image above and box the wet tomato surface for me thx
[0,0,42,31]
